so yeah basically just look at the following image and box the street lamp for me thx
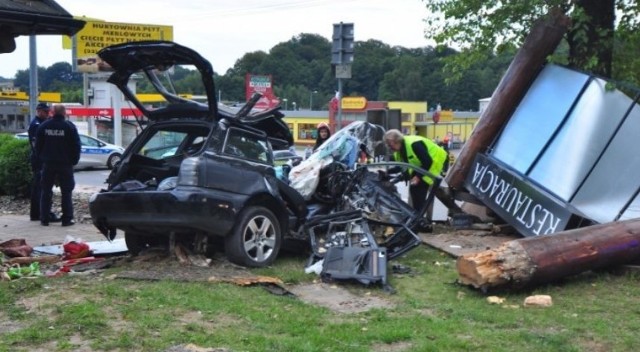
[282,98,288,110]
[309,90,318,110]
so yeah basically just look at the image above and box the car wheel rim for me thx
[242,215,276,263]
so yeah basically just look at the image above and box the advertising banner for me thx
[245,74,279,110]
[68,20,173,73]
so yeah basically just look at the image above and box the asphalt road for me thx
[74,168,111,192]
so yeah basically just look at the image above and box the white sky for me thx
[1,0,432,78]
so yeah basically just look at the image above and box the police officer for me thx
[384,129,448,213]
[27,103,60,222]
[35,104,81,226]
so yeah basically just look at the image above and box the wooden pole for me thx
[445,8,571,190]
[457,219,640,291]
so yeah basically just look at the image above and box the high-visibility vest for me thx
[394,135,447,185]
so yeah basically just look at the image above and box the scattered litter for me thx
[33,238,127,256]
[391,263,411,274]
[63,235,91,259]
[207,275,292,296]
[524,295,553,307]
[0,238,33,257]
[4,262,41,280]
[487,296,505,304]
[305,259,324,275]
[208,275,283,286]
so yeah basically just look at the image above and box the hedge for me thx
[0,133,32,197]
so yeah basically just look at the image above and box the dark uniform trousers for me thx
[30,159,42,220]
[40,163,75,223]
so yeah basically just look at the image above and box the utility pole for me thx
[28,35,38,118]
[331,22,354,131]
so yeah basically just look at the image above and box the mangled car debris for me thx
[89,41,441,288]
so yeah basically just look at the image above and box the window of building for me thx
[415,113,426,122]
[298,123,317,141]
[401,113,411,122]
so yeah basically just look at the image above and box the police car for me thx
[16,132,124,169]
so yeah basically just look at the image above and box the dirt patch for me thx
[114,249,256,283]
[371,341,413,352]
[165,345,231,352]
[0,311,23,334]
[110,250,394,314]
[286,282,394,314]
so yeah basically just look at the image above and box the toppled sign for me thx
[456,63,640,290]
[466,64,640,237]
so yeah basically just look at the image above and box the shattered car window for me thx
[140,131,188,160]
[138,64,207,108]
[223,128,271,164]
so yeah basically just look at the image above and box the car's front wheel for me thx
[225,206,281,267]
[107,153,122,169]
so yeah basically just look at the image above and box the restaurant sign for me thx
[465,153,572,237]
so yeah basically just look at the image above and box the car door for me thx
[203,127,276,195]
[78,134,106,168]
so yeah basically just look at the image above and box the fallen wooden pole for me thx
[7,255,61,265]
[445,8,571,191]
[457,219,640,291]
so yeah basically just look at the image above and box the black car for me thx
[273,149,303,167]
[89,41,295,267]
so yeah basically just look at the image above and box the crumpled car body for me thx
[286,122,441,288]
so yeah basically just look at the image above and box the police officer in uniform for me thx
[27,102,60,222]
[384,129,448,214]
[35,104,81,226]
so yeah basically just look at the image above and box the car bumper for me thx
[89,186,246,240]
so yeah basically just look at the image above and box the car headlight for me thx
[177,157,202,186]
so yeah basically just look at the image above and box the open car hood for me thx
[98,40,293,147]
[98,40,217,121]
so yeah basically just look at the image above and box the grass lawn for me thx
[1,245,639,352]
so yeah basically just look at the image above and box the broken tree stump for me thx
[457,218,640,291]
[445,8,571,191]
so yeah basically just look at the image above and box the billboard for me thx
[245,74,279,110]
[66,20,173,73]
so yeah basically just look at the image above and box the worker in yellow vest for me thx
[383,129,448,213]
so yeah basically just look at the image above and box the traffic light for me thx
[331,22,354,65]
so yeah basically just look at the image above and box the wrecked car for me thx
[89,41,440,271]
[89,40,294,268]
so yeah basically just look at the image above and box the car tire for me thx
[107,153,122,169]
[225,206,281,268]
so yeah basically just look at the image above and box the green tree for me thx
[422,0,637,80]
[4,34,514,111]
